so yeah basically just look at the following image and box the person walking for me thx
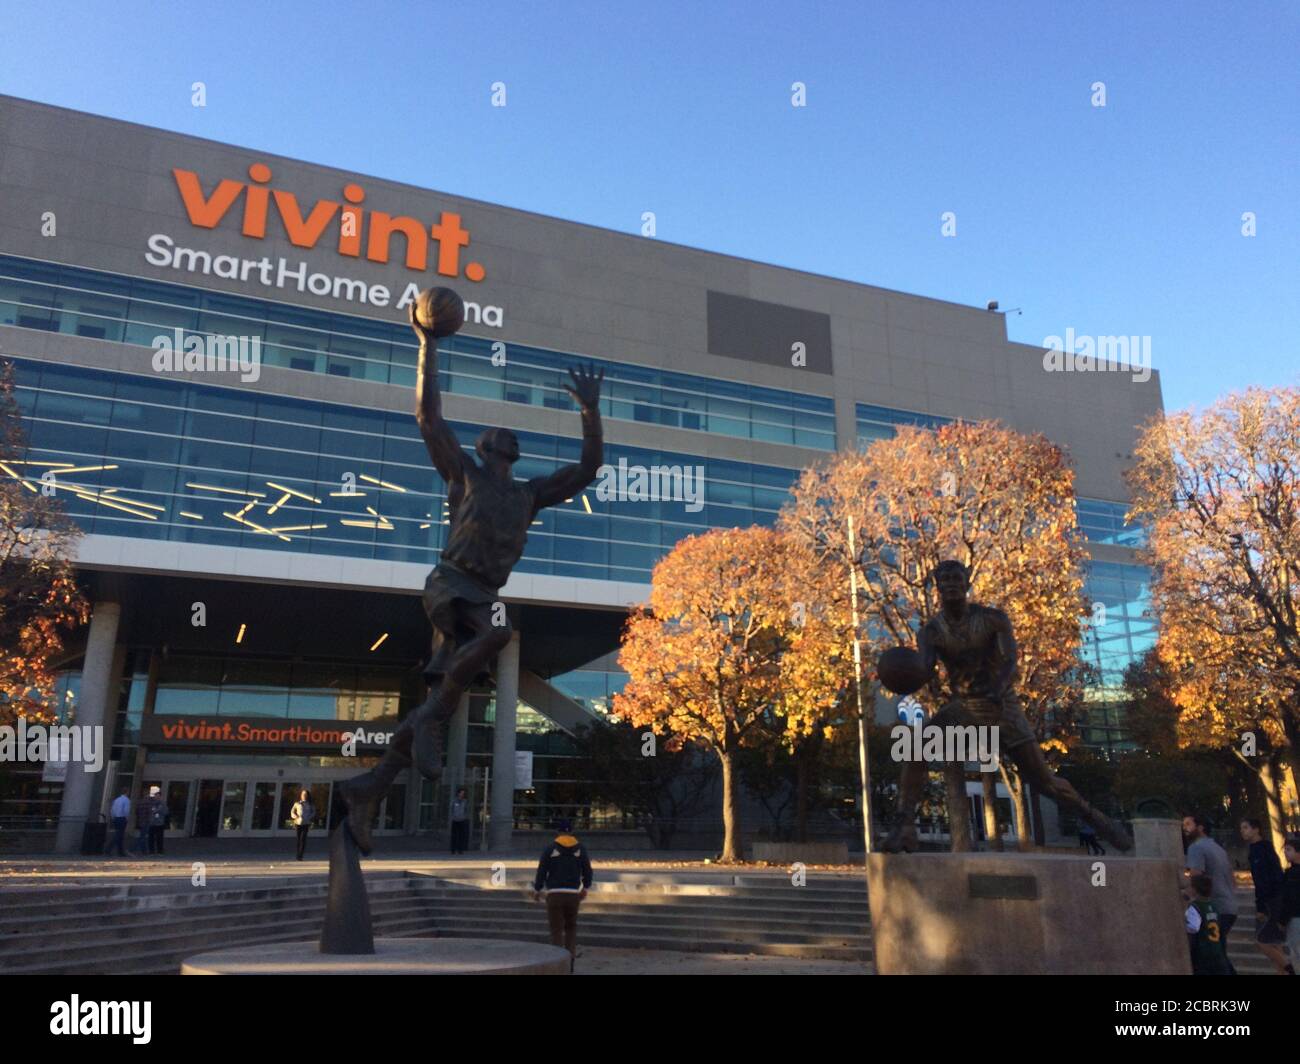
[1183,813,1239,974]
[106,788,130,857]
[1239,818,1291,975]
[133,787,157,856]
[532,818,593,973]
[290,789,315,860]
[148,786,167,855]
[450,786,470,854]
[1281,836,1300,974]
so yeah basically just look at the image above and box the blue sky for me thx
[1,0,1296,412]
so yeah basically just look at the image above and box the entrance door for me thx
[219,781,248,834]
[194,779,223,837]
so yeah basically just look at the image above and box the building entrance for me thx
[144,763,409,839]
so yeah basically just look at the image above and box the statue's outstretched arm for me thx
[410,303,467,484]
[531,364,604,510]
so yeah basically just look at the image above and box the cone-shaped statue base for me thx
[319,821,374,955]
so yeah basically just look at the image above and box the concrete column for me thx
[444,691,470,834]
[489,633,520,851]
[54,601,121,854]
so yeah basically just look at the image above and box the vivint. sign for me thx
[145,162,503,326]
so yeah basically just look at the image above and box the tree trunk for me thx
[795,743,809,844]
[1261,753,1289,859]
[944,763,972,851]
[1000,762,1033,851]
[719,750,744,862]
[981,772,1003,851]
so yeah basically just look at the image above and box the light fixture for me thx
[187,482,267,497]
[359,474,408,493]
[236,623,247,644]
[369,633,389,652]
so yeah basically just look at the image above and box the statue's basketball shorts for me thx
[930,694,1037,750]
[421,561,500,684]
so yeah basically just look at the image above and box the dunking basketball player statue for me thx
[336,291,604,855]
[879,559,1133,854]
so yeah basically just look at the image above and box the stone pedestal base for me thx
[866,852,1189,975]
[182,938,571,975]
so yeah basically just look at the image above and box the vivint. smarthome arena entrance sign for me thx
[145,162,504,325]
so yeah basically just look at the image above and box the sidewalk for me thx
[0,851,866,887]
[573,947,867,975]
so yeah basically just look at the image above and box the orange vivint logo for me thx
[171,163,486,282]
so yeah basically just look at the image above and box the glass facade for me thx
[1075,497,1146,547]
[151,654,410,720]
[0,254,836,449]
[855,401,953,443]
[548,667,629,717]
[1080,561,1154,753]
[8,357,800,584]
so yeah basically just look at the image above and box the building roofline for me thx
[0,93,1004,323]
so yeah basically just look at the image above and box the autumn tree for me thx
[612,526,844,861]
[781,420,1091,850]
[1127,387,1300,850]
[0,360,89,726]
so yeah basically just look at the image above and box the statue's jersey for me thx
[923,603,1014,700]
[442,462,537,589]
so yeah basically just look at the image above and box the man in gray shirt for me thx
[1184,813,1238,973]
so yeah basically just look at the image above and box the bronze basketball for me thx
[414,286,465,337]
[876,646,932,696]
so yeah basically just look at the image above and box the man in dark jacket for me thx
[1239,818,1290,974]
[133,787,159,856]
[533,818,593,972]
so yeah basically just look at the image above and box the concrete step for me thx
[0,884,421,946]
[419,897,871,934]
[0,881,417,940]
[0,918,440,976]
[0,900,438,974]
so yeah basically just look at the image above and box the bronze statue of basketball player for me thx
[337,304,604,853]
[880,559,1133,853]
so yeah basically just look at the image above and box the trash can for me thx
[81,814,107,855]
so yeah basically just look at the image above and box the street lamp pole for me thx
[847,515,874,854]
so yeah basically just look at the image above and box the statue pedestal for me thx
[182,938,572,975]
[866,852,1189,974]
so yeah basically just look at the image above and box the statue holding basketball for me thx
[877,559,1133,854]
[337,288,605,853]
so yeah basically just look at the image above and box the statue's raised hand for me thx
[565,363,604,413]
[408,301,437,346]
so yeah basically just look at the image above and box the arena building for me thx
[0,95,1162,852]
